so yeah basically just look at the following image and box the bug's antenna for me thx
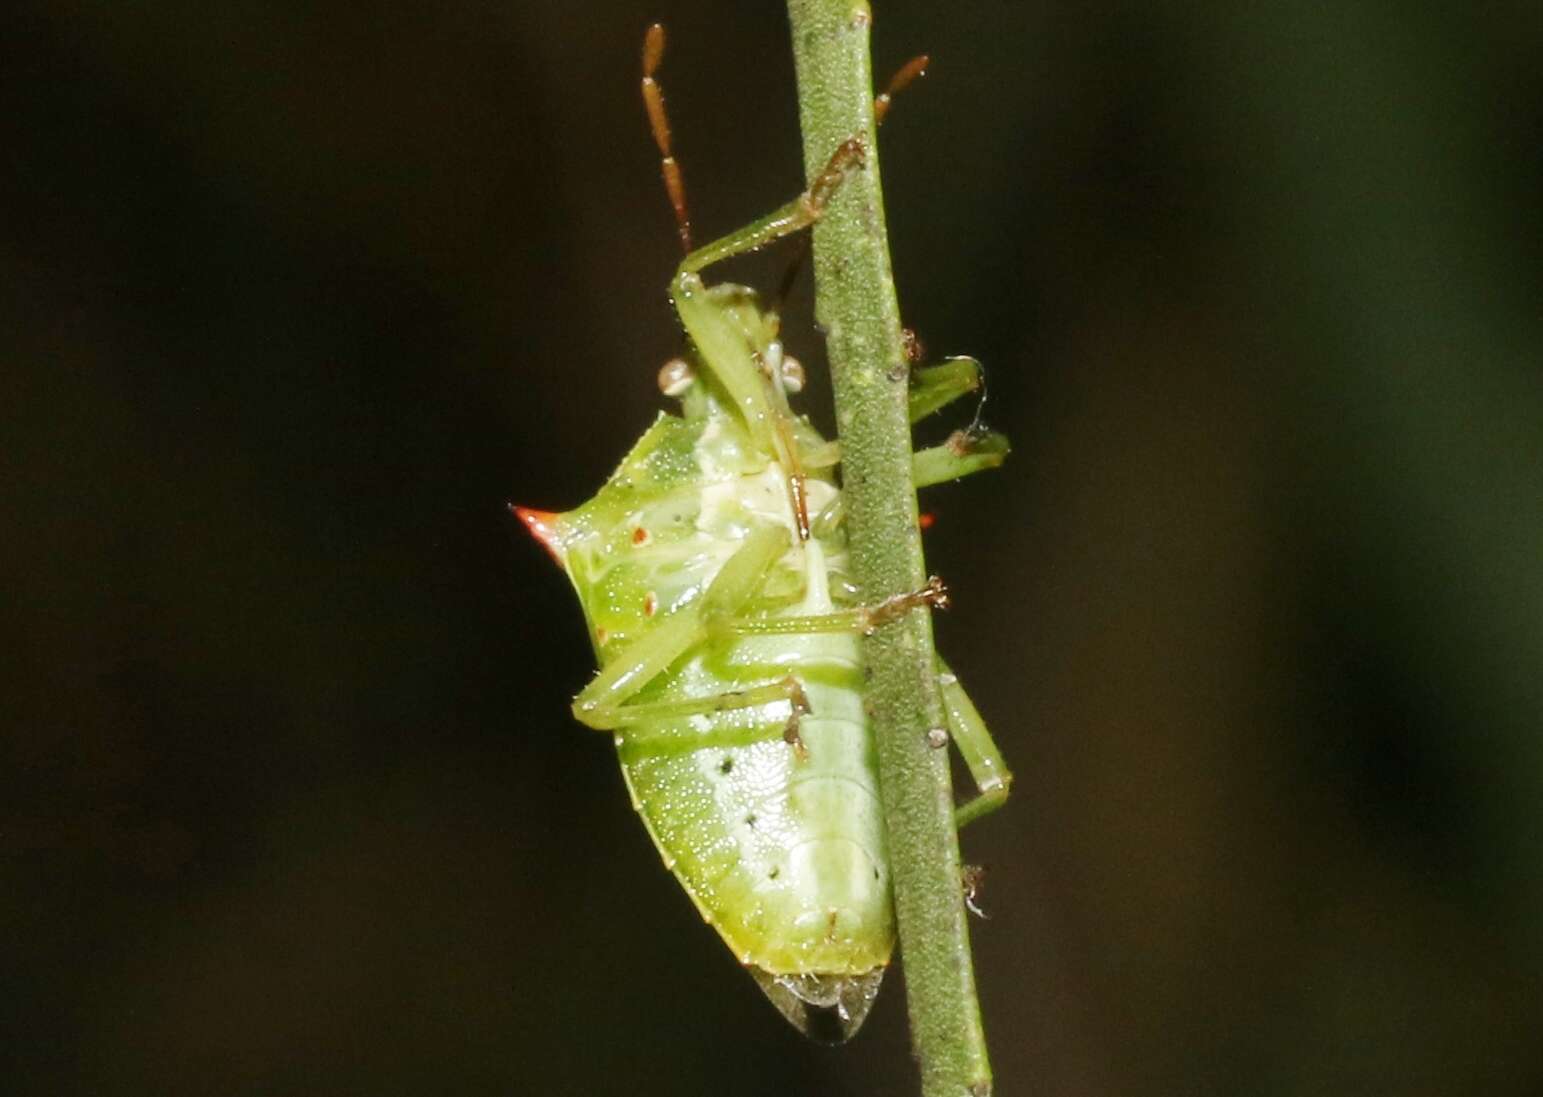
[873,53,929,126]
[642,23,693,254]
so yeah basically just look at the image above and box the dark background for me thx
[5,2,1543,1094]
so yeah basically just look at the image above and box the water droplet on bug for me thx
[747,967,885,1044]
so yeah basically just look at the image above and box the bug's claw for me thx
[961,864,989,919]
[785,675,811,716]
[779,675,811,760]
[860,576,950,634]
[784,717,808,760]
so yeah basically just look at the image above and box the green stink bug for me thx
[515,25,1011,1042]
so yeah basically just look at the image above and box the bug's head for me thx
[704,281,781,349]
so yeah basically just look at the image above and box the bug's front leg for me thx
[571,524,790,730]
[675,139,865,280]
[936,657,1013,828]
[580,676,815,758]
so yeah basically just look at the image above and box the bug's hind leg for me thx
[908,357,983,423]
[937,657,1013,828]
[913,429,1011,488]
[571,525,788,730]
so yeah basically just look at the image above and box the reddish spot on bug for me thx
[644,592,658,616]
[919,511,937,530]
[632,526,651,546]
[512,505,564,565]
[595,626,609,645]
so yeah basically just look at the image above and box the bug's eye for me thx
[658,357,695,397]
[780,355,805,394]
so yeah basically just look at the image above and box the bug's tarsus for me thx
[783,674,811,759]
[805,137,867,219]
[860,576,950,634]
[783,719,808,760]
[961,864,989,919]
[785,675,812,717]
[873,53,930,127]
[642,23,692,254]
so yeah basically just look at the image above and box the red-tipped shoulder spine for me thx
[510,504,565,565]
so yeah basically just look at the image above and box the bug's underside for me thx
[518,273,1012,1041]
[526,353,896,1037]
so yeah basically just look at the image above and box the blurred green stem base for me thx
[785,2,993,1094]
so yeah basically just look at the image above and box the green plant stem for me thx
[785,2,993,1094]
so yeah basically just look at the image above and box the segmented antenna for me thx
[642,23,692,254]
[873,54,929,126]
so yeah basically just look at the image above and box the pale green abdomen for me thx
[616,643,894,976]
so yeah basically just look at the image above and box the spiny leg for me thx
[710,576,949,639]
[675,138,865,277]
[571,525,788,729]
[641,23,692,253]
[936,657,1013,828]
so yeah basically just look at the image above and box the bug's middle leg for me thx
[571,525,788,730]
[710,577,950,640]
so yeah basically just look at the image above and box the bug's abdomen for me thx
[618,648,893,977]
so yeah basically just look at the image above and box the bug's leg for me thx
[677,138,865,277]
[571,525,788,729]
[578,676,813,756]
[712,577,950,639]
[936,657,1013,828]
[909,356,983,422]
[913,428,1011,488]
